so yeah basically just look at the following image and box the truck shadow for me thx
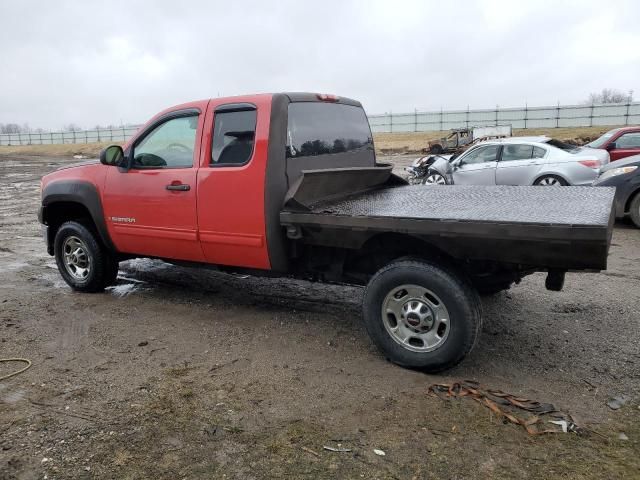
[115,259,629,385]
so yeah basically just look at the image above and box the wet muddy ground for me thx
[0,154,638,479]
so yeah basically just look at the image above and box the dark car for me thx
[593,153,640,227]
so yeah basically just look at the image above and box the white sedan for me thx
[419,137,610,186]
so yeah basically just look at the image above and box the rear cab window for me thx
[286,102,374,160]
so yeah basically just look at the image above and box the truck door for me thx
[452,145,500,185]
[609,131,640,161]
[195,98,271,270]
[103,108,206,262]
[495,144,546,185]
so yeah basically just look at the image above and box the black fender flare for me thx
[40,180,116,253]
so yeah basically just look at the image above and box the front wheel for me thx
[629,192,640,228]
[534,175,567,186]
[362,259,482,372]
[54,221,119,292]
[423,171,447,185]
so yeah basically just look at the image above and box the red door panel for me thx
[610,147,640,161]
[609,130,640,161]
[195,95,272,269]
[104,167,204,261]
[103,101,209,262]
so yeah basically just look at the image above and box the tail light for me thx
[316,94,339,102]
[578,160,601,169]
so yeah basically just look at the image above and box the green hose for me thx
[0,358,32,381]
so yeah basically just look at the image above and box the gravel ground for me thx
[0,154,638,479]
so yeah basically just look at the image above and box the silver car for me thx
[423,136,610,186]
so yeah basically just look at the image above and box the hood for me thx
[429,156,453,176]
[55,159,100,171]
[412,154,453,167]
[600,154,640,172]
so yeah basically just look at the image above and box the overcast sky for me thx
[1,0,639,130]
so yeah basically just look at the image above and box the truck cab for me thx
[586,126,640,161]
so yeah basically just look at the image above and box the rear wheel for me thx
[362,259,481,372]
[630,192,640,228]
[534,175,567,186]
[423,171,447,185]
[54,221,119,292]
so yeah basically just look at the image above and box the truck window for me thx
[211,108,257,166]
[133,115,198,169]
[286,103,373,159]
[616,132,640,148]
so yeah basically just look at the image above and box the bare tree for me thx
[0,123,23,134]
[63,123,83,132]
[585,88,633,105]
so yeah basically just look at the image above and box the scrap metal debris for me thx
[323,445,352,453]
[427,380,581,435]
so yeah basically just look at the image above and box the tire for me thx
[630,192,640,228]
[534,175,567,186]
[54,221,119,292]
[430,144,444,154]
[362,259,482,372]
[422,171,447,185]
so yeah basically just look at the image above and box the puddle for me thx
[4,261,30,271]
[106,283,142,297]
[122,258,171,272]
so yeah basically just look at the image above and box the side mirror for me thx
[606,142,617,151]
[100,145,125,166]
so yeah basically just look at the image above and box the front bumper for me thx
[593,176,627,217]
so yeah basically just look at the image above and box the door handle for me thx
[166,183,190,191]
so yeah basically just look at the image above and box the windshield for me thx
[586,129,619,148]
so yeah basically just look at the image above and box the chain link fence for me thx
[368,101,640,133]
[2,101,640,145]
[0,125,140,146]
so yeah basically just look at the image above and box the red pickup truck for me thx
[39,93,616,372]
[586,126,640,161]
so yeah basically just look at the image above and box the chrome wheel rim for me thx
[538,177,561,186]
[62,236,91,280]
[424,173,446,185]
[381,285,450,352]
